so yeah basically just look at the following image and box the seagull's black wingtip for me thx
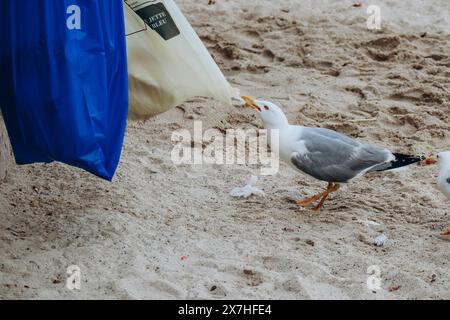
[374,153,425,172]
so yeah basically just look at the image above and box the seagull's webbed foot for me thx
[297,182,340,212]
[312,183,340,212]
[296,192,326,207]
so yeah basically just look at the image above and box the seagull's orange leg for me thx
[312,183,340,212]
[296,192,326,206]
[296,183,331,207]
[297,182,335,207]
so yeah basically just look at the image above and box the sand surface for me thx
[1,0,449,299]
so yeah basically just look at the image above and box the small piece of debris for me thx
[52,279,62,284]
[243,269,255,276]
[430,274,436,283]
[437,230,450,241]
[357,219,382,227]
[374,234,388,247]
[230,175,265,198]
[180,256,188,261]
[282,227,295,232]
[305,239,315,246]
[210,285,217,291]
[352,3,362,7]
[388,285,401,292]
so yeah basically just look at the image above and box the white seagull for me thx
[427,151,450,237]
[431,151,450,200]
[241,96,428,211]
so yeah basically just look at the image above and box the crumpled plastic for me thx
[374,234,388,247]
[230,175,265,198]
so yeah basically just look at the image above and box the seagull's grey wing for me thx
[290,127,393,183]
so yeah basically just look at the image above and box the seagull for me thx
[426,152,450,237]
[241,96,428,211]
[428,151,450,200]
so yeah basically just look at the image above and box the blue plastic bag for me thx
[0,0,128,180]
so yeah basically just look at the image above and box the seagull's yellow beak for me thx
[241,96,261,112]
[424,156,437,165]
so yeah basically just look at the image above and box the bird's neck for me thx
[263,116,289,130]
[438,162,450,178]
[265,123,292,153]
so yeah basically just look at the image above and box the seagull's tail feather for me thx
[373,153,425,172]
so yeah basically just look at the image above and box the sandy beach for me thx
[0,0,449,299]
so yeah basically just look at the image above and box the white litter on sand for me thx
[374,234,388,247]
[230,175,265,198]
[357,219,382,227]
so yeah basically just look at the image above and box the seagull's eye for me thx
[264,105,270,110]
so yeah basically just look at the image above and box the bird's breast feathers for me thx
[438,173,450,199]
[277,126,307,162]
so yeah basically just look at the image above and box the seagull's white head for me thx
[436,151,450,171]
[241,96,289,129]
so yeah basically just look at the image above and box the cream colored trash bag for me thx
[124,0,233,120]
